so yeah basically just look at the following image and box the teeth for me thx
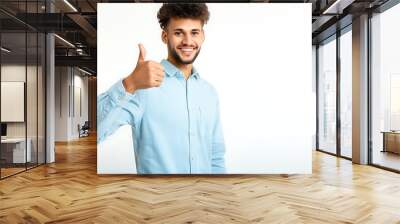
[179,47,194,52]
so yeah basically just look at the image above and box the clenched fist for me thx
[123,43,165,93]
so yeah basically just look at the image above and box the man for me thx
[98,3,226,174]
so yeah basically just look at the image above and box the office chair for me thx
[79,121,90,138]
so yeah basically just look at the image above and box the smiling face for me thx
[162,18,205,65]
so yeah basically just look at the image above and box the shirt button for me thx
[190,131,196,136]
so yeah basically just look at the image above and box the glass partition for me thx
[1,31,28,177]
[339,28,352,158]
[317,36,337,155]
[371,3,400,171]
[27,30,38,169]
[0,1,46,179]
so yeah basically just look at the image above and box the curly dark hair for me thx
[157,3,210,30]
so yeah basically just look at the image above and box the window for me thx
[339,28,352,158]
[318,36,337,155]
[370,2,400,171]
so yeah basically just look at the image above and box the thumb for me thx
[137,43,146,63]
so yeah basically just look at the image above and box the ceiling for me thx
[0,0,394,75]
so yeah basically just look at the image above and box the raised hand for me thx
[123,43,165,93]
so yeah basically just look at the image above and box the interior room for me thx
[0,0,399,223]
[0,28,46,178]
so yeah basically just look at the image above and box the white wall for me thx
[1,63,46,163]
[55,67,89,141]
[1,66,26,126]
[73,73,89,137]
[55,66,69,141]
[1,65,38,138]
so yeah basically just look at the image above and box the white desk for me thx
[1,138,31,163]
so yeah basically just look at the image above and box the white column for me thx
[352,14,369,164]
[45,1,55,163]
[46,33,55,163]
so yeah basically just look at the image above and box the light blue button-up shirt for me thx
[98,59,226,174]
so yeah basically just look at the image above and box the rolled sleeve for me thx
[97,79,144,143]
[108,79,139,105]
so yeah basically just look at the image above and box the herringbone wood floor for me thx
[1,134,400,224]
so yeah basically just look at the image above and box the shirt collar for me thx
[161,59,200,80]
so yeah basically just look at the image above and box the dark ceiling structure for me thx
[0,0,394,76]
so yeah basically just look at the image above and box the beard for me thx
[168,43,201,65]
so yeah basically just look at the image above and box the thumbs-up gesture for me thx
[123,44,165,93]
